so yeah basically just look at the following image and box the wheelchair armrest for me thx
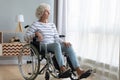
[33,35,65,41]
[59,35,65,38]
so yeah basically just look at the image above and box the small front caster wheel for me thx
[45,71,50,80]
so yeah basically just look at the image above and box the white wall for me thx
[0,0,54,31]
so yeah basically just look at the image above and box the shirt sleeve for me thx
[24,24,37,42]
[52,23,64,43]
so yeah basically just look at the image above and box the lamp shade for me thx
[15,14,24,32]
[17,14,24,22]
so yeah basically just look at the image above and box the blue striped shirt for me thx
[24,21,63,44]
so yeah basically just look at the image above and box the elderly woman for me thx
[24,3,92,79]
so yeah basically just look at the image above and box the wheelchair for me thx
[18,26,80,80]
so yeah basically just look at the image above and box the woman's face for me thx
[41,9,50,20]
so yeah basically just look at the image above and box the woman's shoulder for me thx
[32,21,41,25]
[48,23,56,27]
[31,21,44,27]
[48,22,55,25]
[32,21,56,28]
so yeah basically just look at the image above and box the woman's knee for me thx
[53,42,61,48]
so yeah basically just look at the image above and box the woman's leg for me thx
[40,42,66,71]
[60,43,84,75]
[40,42,92,78]
[60,43,92,79]
[60,43,80,69]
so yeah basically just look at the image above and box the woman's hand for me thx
[63,42,71,47]
[35,32,43,41]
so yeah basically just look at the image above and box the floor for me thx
[0,65,95,80]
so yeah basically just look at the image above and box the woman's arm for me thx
[35,31,43,41]
[24,25,37,42]
[53,24,64,43]
[53,24,71,47]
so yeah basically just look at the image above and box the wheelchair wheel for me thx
[18,44,40,80]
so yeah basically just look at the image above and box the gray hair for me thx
[35,3,50,19]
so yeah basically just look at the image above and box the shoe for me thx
[78,69,93,79]
[58,69,71,78]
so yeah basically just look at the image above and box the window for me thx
[65,0,119,67]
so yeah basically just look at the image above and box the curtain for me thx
[57,0,119,80]
[57,0,67,35]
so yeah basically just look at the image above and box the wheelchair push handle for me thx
[24,25,30,28]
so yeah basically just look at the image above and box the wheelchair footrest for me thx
[58,69,71,78]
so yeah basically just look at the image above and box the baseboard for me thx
[0,56,18,64]
[0,60,18,64]
[0,56,46,65]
